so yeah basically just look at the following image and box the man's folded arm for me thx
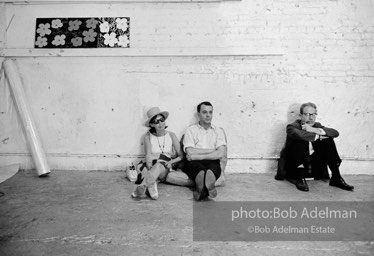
[286,124,316,142]
[187,145,226,161]
[320,126,339,138]
[186,148,215,155]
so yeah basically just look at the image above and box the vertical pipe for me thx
[3,59,50,176]
[0,2,6,66]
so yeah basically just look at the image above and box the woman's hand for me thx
[165,161,173,169]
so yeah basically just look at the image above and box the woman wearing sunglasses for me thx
[132,107,184,199]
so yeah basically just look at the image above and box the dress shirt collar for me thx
[197,122,216,130]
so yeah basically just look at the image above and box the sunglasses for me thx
[152,117,165,124]
[302,113,317,118]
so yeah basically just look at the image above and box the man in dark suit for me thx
[275,102,354,192]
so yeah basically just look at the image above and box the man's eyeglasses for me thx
[152,117,165,124]
[302,113,317,118]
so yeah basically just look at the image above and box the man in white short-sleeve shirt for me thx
[183,101,227,201]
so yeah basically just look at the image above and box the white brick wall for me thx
[0,0,373,173]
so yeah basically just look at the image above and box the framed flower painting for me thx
[34,17,130,48]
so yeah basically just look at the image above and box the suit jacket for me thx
[275,120,339,179]
[285,120,339,145]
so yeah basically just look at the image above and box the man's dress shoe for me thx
[296,178,309,192]
[329,177,354,191]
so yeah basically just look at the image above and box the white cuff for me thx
[314,134,319,141]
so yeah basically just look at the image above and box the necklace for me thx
[156,133,165,153]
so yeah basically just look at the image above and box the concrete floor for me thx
[0,170,373,256]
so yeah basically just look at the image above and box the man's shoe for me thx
[148,182,159,199]
[329,177,354,191]
[131,184,146,198]
[193,171,205,201]
[205,170,217,198]
[274,174,285,181]
[296,179,309,192]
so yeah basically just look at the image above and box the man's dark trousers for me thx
[285,138,342,180]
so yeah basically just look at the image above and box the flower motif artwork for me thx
[116,18,129,31]
[99,22,110,33]
[118,35,130,47]
[36,23,52,37]
[34,17,130,48]
[71,37,83,47]
[86,18,99,29]
[51,19,63,29]
[68,20,82,32]
[35,36,48,48]
[103,32,118,47]
[83,29,97,43]
[52,35,66,46]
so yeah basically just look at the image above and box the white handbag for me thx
[126,163,137,182]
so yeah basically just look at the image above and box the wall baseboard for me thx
[1,154,373,175]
